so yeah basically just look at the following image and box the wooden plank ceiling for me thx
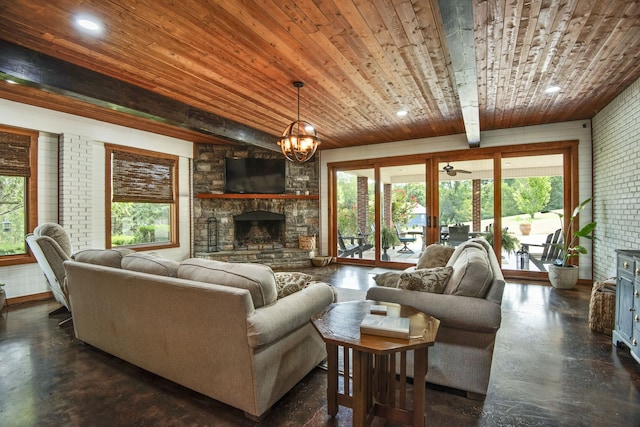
[0,0,639,150]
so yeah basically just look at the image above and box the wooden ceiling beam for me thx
[0,40,279,150]
[438,0,481,147]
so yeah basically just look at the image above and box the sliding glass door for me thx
[500,154,565,273]
[379,164,427,264]
[333,163,428,265]
[437,158,494,247]
[328,141,578,276]
[335,168,375,261]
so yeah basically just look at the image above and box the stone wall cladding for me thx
[592,77,640,280]
[193,144,320,255]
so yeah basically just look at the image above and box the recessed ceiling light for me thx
[5,79,18,85]
[76,17,102,32]
[545,85,561,94]
[396,110,408,117]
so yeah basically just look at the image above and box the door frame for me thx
[327,140,580,278]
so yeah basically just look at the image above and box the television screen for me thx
[224,157,286,194]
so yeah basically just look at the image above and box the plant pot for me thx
[382,247,390,261]
[519,223,532,236]
[548,264,579,289]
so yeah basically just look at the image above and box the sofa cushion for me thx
[444,245,493,297]
[374,271,401,288]
[178,258,277,308]
[121,252,179,277]
[274,272,313,298]
[72,248,135,268]
[398,266,453,293]
[416,244,455,269]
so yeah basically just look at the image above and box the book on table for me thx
[370,304,388,315]
[360,313,410,339]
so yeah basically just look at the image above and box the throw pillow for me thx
[121,252,179,277]
[417,244,456,269]
[274,272,313,298]
[397,266,453,293]
[444,246,493,297]
[374,271,401,288]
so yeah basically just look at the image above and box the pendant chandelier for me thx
[278,81,320,163]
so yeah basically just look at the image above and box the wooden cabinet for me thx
[613,250,640,364]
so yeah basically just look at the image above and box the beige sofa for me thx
[366,238,505,398]
[64,251,335,420]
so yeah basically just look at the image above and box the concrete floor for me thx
[1,264,639,426]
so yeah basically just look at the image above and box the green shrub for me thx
[111,235,137,246]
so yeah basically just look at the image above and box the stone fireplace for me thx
[233,210,285,250]
[192,144,320,268]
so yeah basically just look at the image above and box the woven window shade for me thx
[0,131,31,177]
[112,151,175,203]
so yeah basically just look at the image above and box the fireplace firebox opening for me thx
[233,210,285,250]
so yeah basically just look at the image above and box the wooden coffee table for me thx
[311,300,440,426]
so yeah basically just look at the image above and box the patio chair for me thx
[525,229,563,272]
[356,226,374,254]
[338,231,362,258]
[447,224,470,247]
[440,224,450,243]
[394,224,417,254]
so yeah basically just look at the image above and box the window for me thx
[106,145,178,249]
[0,125,38,265]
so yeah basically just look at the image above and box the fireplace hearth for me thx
[233,210,285,250]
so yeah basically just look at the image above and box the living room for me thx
[1,1,640,425]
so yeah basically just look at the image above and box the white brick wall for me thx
[38,132,60,223]
[592,77,640,280]
[59,133,94,251]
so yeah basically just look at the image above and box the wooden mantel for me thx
[196,193,319,200]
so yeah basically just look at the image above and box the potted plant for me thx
[380,226,398,261]
[516,216,532,236]
[547,197,597,289]
[484,226,520,256]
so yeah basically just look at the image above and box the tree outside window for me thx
[0,176,26,255]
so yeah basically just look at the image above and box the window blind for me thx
[0,131,31,177]
[112,150,175,203]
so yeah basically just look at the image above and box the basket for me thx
[298,235,316,250]
[311,256,333,267]
[588,278,616,335]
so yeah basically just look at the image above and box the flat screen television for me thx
[224,157,286,194]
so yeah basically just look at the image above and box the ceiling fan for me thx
[442,163,472,176]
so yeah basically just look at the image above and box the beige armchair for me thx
[366,238,505,398]
[25,223,73,325]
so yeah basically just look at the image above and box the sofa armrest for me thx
[366,286,501,333]
[246,282,335,348]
